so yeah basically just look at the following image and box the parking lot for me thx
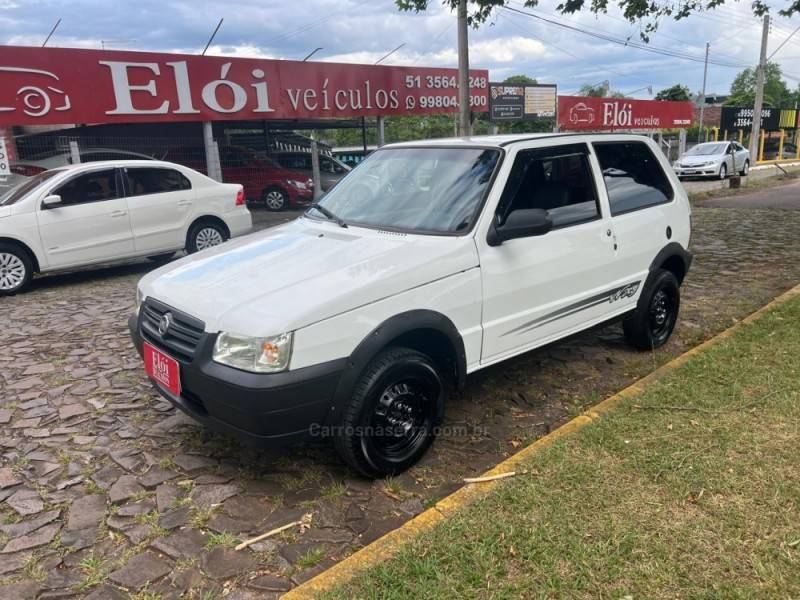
[2,180,800,598]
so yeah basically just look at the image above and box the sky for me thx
[1,0,799,99]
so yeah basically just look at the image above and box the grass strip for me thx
[323,295,800,599]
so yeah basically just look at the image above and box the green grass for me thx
[204,531,239,550]
[323,294,800,599]
[297,547,326,569]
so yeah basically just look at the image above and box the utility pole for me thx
[698,42,709,143]
[457,0,472,136]
[749,14,770,162]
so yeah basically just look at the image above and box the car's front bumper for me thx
[129,311,345,446]
[286,187,314,207]
[674,165,721,177]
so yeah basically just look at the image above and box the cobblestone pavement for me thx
[2,187,800,598]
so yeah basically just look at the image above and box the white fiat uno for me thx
[131,134,692,477]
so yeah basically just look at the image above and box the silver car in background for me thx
[674,141,750,180]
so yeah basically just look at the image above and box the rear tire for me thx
[187,221,228,254]
[334,347,444,478]
[262,187,288,211]
[740,160,749,176]
[623,269,680,351]
[0,243,33,296]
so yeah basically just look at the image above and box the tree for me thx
[396,0,799,39]
[725,62,792,107]
[577,81,625,98]
[655,84,691,101]
[502,74,537,85]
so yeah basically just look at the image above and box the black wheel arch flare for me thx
[649,241,693,286]
[327,309,467,425]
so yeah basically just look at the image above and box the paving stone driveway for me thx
[2,193,800,598]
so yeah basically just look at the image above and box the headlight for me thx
[286,179,307,190]
[135,288,144,316]
[213,332,293,373]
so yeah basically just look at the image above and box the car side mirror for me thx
[487,208,552,246]
[42,194,62,209]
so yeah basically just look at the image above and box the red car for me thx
[163,145,314,211]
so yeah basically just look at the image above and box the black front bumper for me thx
[129,311,346,446]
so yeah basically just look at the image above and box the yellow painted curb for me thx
[284,283,800,599]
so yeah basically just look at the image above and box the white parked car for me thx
[673,141,750,179]
[0,160,252,295]
[131,134,692,477]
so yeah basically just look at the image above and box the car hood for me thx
[679,154,723,165]
[0,206,11,219]
[139,217,478,336]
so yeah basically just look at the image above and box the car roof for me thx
[384,132,653,149]
[50,160,188,173]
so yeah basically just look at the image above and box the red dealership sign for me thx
[558,96,693,131]
[0,46,489,126]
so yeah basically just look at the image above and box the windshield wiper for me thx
[309,203,348,228]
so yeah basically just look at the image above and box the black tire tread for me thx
[623,269,680,351]
[0,241,33,296]
[334,346,438,478]
[186,220,227,254]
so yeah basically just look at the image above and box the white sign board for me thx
[0,137,9,180]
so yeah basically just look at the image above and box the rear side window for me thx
[593,141,673,216]
[125,168,191,196]
[497,143,600,229]
[55,169,119,205]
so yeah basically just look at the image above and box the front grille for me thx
[140,298,205,361]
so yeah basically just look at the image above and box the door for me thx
[37,168,134,268]
[479,142,619,363]
[592,140,678,293]
[733,142,748,170]
[124,167,194,253]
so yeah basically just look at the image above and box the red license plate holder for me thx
[143,342,181,397]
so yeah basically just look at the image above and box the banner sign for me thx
[720,106,799,131]
[558,96,693,131]
[489,83,556,122]
[0,46,489,126]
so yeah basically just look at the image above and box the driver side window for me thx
[496,143,600,229]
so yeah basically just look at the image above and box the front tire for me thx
[334,347,444,478]
[0,243,33,296]
[262,187,288,211]
[718,163,727,180]
[623,269,680,351]
[187,221,228,254]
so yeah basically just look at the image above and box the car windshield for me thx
[686,143,727,156]
[307,147,500,234]
[0,170,61,206]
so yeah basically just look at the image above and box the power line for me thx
[502,6,750,69]
[496,10,655,90]
[770,24,800,58]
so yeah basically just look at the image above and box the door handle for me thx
[109,210,127,218]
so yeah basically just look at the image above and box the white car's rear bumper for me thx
[225,208,253,238]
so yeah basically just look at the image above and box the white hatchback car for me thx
[131,134,692,477]
[0,160,252,295]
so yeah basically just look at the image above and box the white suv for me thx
[130,134,692,477]
[0,160,252,295]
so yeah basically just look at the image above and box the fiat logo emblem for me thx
[158,312,173,336]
